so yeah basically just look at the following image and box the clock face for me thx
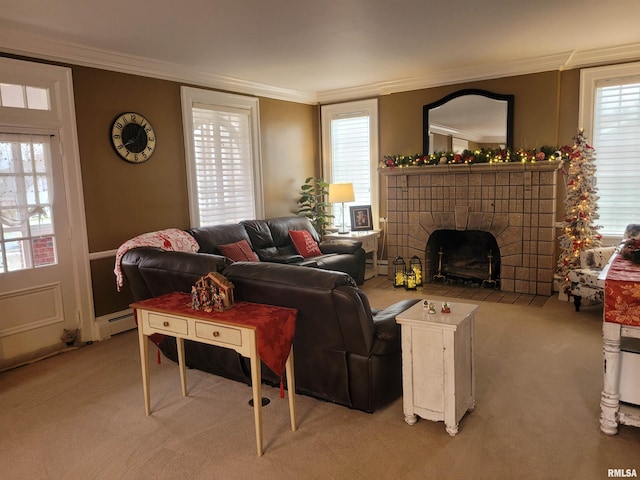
[111,112,157,163]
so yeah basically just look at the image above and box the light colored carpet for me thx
[1,281,639,480]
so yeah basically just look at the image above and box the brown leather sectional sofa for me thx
[120,216,419,412]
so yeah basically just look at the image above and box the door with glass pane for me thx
[0,132,78,361]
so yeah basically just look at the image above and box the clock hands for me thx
[124,128,143,147]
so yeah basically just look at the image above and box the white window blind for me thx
[322,99,378,230]
[593,77,640,236]
[181,87,262,227]
[192,104,255,225]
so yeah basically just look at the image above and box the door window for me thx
[0,133,56,272]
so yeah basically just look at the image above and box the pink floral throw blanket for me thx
[114,228,200,291]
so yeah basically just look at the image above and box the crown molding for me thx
[0,27,318,104]
[2,26,640,106]
[316,44,640,103]
[562,43,640,69]
[316,52,573,103]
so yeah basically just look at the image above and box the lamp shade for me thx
[328,183,355,203]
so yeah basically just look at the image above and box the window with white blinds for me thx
[582,62,640,239]
[321,99,378,230]
[593,78,640,236]
[181,88,263,227]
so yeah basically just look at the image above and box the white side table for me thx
[326,229,380,280]
[601,321,640,434]
[396,300,478,435]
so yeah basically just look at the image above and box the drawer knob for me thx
[212,331,220,337]
[163,321,169,327]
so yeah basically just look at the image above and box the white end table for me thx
[325,229,380,280]
[396,300,478,435]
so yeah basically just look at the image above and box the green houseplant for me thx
[295,177,333,238]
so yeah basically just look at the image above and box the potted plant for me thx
[295,177,334,238]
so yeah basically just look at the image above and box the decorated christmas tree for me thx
[557,129,602,293]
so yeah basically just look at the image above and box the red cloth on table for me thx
[604,254,640,327]
[132,292,297,376]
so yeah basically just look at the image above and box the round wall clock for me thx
[111,112,157,163]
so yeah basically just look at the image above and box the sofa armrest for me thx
[319,239,363,255]
[373,299,422,341]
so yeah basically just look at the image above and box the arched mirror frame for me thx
[422,89,514,155]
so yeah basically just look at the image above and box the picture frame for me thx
[350,205,373,231]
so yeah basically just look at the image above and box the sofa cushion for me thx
[218,239,260,262]
[240,219,280,260]
[187,224,252,255]
[267,216,320,246]
[289,230,322,258]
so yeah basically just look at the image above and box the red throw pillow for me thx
[218,239,260,262]
[289,230,322,258]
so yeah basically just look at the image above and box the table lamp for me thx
[328,183,355,234]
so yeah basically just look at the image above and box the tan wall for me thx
[5,53,583,315]
[377,69,581,230]
[70,67,317,316]
[259,98,319,217]
[379,71,575,160]
[74,66,583,313]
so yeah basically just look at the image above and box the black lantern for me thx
[409,255,423,286]
[392,256,406,288]
[405,268,417,290]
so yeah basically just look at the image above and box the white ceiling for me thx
[1,0,640,103]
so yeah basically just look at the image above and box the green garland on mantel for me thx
[381,145,573,169]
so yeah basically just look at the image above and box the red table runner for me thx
[604,254,640,327]
[132,292,297,376]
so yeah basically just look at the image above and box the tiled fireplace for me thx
[380,162,559,295]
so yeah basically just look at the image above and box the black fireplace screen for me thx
[427,229,500,286]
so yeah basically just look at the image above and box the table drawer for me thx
[147,313,188,335]
[360,237,375,252]
[195,321,242,346]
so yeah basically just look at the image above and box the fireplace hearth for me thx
[380,162,559,295]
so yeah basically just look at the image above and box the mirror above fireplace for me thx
[423,89,514,155]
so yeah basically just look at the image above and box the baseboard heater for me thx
[97,309,135,339]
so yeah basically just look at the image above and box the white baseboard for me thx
[96,309,135,340]
[377,259,388,276]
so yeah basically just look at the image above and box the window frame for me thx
[321,99,379,231]
[180,87,264,227]
[580,61,640,243]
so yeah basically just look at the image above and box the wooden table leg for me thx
[137,325,151,416]
[249,334,263,456]
[176,337,187,396]
[285,346,296,431]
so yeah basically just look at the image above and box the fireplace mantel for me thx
[381,161,559,295]
[378,160,561,177]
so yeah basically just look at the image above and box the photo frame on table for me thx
[350,205,373,231]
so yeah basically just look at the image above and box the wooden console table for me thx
[600,253,640,434]
[132,292,297,456]
[396,300,478,435]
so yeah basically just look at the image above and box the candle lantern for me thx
[405,268,417,290]
[409,255,423,286]
[392,256,406,288]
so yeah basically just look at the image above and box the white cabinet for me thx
[396,301,478,435]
